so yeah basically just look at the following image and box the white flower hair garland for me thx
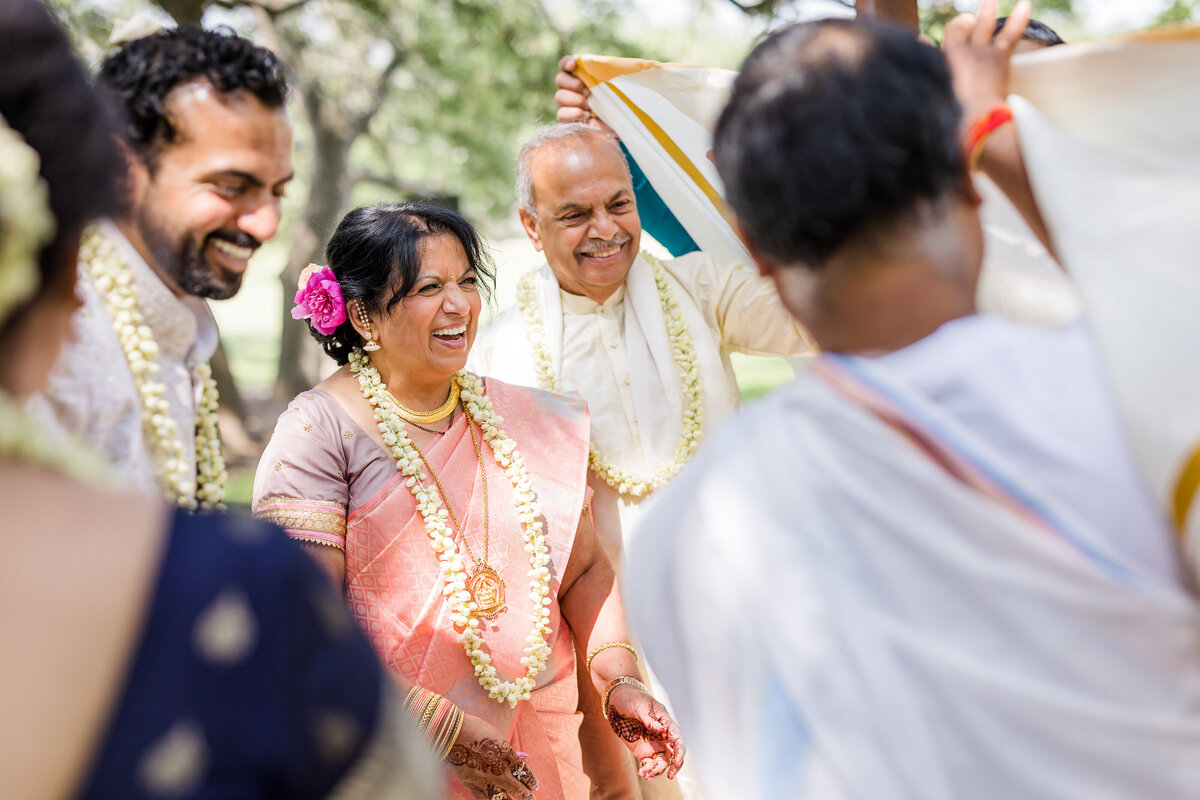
[0,112,107,483]
[0,113,54,328]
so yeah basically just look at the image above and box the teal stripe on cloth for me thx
[623,142,700,257]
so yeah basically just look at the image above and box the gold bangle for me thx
[601,675,648,720]
[432,703,459,757]
[417,695,440,733]
[586,641,638,674]
[440,707,465,760]
[402,685,422,712]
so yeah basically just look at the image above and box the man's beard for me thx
[142,220,258,301]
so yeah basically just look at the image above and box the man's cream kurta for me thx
[27,221,219,497]
[469,250,811,561]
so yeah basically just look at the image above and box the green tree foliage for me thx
[49,0,641,404]
[1155,0,1199,26]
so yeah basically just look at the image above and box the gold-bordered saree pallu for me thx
[258,379,593,800]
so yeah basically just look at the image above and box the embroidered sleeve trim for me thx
[287,532,346,553]
[253,496,347,542]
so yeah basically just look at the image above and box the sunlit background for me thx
[47,0,1200,503]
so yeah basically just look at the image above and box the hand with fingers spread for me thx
[555,55,618,138]
[942,0,1031,130]
[604,682,685,781]
[445,714,539,800]
[942,0,1057,257]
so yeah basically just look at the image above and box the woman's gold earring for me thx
[357,303,380,352]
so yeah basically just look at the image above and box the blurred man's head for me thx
[517,123,641,303]
[714,19,982,351]
[99,27,294,300]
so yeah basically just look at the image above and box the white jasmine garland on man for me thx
[517,251,704,498]
[80,228,226,510]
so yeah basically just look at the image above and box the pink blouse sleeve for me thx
[252,392,351,552]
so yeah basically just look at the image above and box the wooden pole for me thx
[858,0,920,32]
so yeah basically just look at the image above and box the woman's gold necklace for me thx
[382,381,460,425]
[406,412,507,619]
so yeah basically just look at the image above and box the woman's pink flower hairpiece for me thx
[290,263,347,336]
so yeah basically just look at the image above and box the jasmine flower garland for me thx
[0,115,107,485]
[0,392,111,483]
[80,228,226,510]
[350,349,553,707]
[517,252,704,498]
[0,115,54,329]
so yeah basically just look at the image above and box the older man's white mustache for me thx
[577,233,632,256]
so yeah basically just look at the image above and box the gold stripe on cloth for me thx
[253,497,347,539]
[1172,440,1200,537]
[289,534,346,553]
[604,81,737,230]
[574,55,660,89]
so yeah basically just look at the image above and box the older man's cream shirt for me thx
[469,251,811,560]
[28,221,219,498]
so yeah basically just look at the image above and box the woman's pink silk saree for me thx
[255,378,593,800]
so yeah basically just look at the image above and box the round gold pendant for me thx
[468,565,507,619]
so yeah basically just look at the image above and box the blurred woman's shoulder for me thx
[0,469,166,800]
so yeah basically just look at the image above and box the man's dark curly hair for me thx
[98,25,289,167]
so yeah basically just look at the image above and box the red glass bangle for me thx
[965,105,1014,171]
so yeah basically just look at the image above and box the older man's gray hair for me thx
[516,122,630,217]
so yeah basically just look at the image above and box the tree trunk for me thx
[858,0,920,31]
[209,339,245,421]
[273,121,352,402]
[156,0,205,26]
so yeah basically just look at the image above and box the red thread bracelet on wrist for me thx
[965,104,1013,171]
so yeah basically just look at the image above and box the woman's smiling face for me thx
[373,232,482,385]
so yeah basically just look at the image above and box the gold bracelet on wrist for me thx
[402,684,422,712]
[585,641,638,674]
[417,695,440,733]
[438,707,465,760]
[601,675,648,720]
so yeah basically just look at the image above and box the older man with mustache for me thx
[31,25,293,509]
[472,124,810,564]
[469,124,810,800]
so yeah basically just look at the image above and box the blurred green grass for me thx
[221,349,798,509]
[731,354,796,402]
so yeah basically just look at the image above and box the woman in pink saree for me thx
[253,202,683,800]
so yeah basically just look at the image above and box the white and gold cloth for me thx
[573,52,1079,328]
[576,28,1200,574]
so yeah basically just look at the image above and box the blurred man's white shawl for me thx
[576,27,1200,572]
[1007,27,1200,572]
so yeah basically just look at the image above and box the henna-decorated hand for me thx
[605,684,685,781]
[445,714,538,800]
